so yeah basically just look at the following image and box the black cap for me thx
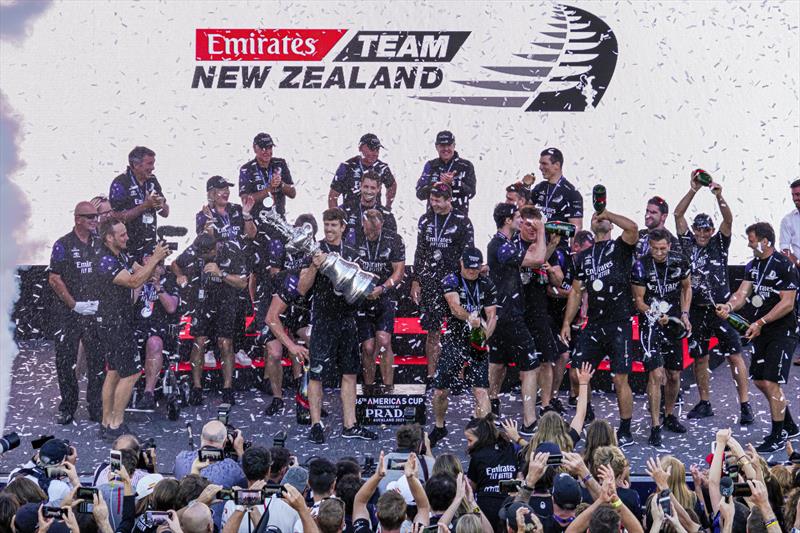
[253,132,275,149]
[429,181,452,199]
[692,213,715,230]
[206,175,234,191]
[462,247,483,269]
[499,502,537,530]
[39,438,70,466]
[359,133,383,150]
[435,130,455,145]
[552,473,582,511]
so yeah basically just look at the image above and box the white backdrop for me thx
[1,0,798,266]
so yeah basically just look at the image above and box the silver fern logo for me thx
[416,4,617,112]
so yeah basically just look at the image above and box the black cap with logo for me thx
[435,130,455,145]
[692,213,715,230]
[253,132,275,149]
[359,133,384,150]
[206,175,234,191]
[462,247,483,269]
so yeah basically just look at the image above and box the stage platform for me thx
[1,340,798,479]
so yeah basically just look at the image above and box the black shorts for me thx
[97,321,140,378]
[419,280,447,331]
[689,306,743,358]
[639,323,684,372]
[189,301,241,339]
[525,312,561,363]
[573,320,633,374]
[433,332,489,390]
[750,330,797,383]
[547,303,570,355]
[259,304,310,345]
[308,317,360,380]
[357,296,396,342]
[134,323,175,353]
[488,318,540,371]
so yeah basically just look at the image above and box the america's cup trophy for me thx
[258,199,376,304]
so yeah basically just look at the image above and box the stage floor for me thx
[2,340,798,477]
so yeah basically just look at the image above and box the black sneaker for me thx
[739,403,755,426]
[88,411,102,423]
[617,430,634,448]
[222,388,236,406]
[549,397,565,414]
[342,425,378,440]
[539,404,555,417]
[189,387,204,406]
[584,402,595,423]
[98,425,108,439]
[663,414,687,434]
[519,421,538,437]
[568,396,578,407]
[104,425,125,441]
[55,412,74,425]
[429,426,448,448]
[755,433,785,453]
[687,400,714,419]
[321,407,330,418]
[137,392,156,410]
[784,423,800,439]
[308,423,325,444]
[490,399,501,417]
[535,395,542,407]
[648,426,663,447]
[265,397,284,416]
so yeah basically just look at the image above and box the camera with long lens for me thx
[157,225,187,251]
[1,432,20,454]
[217,404,252,458]
[137,437,157,473]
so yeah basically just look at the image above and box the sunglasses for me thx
[77,213,99,219]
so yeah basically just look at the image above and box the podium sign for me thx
[356,384,426,426]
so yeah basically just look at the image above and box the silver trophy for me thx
[258,201,376,304]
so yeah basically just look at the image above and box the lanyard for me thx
[753,255,774,294]
[651,258,670,298]
[591,241,610,280]
[255,163,272,187]
[543,177,563,209]
[321,241,339,253]
[462,277,481,310]
[128,169,146,203]
[215,206,230,230]
[366,232,383,262]
[433,213,452,244]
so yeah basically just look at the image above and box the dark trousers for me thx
[53,316,104,417]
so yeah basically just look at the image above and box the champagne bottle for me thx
[693,169,713,187]
[469,323,488,352]
[726,312,750,335]
[592,184,607,213]
[295,364,311,425]
[544,221,576,238]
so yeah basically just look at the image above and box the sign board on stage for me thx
[356,384,426,426]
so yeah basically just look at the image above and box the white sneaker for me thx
[235,350,253,366]
[204,350,217,368]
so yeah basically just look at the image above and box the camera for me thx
[658,489,671,516]
[110,450,122,472]
[216,489,235,501]
[147,511,171,525]
[45,466,66,479]
[77,501,94,514]
[138,438,157,473]
[732,482,752,497]
[216,406,252,458]
[263,484,285,499]
[499,480,522,494]
[198,447,224,463]
[235,488,265,507]
[546,454,563,466]
[0,432,20,454]
[272,430,287,448]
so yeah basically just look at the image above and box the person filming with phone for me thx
[173,421,246,489]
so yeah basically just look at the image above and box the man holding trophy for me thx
[260,203,378,444]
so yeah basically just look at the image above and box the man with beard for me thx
[48,201,103,424]
[95,220,170,438]
[109,146,169,262]
[560,209,638,447]
[297,208,377,444]
[429,247,497,446]
[505,182,530,209]
[416,130,477,215]
[172,233,248,406]
[631,228,692,447]
[197,175,257,243]
[779,179,800,365]
[485,204,546,436]
[717,222,800,452]
[411,182,475,387]
[342,171,397,243]
[238,132,296,218]
[90,196,114,225]
[354,209,405,386]
[674,172,753,424]
[329,133,396,209]
[635,196,680,259]
[530,148,583,234]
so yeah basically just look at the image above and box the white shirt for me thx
[221,495,301,533]
[780,209,800,259]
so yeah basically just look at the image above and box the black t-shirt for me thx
[354,230,405,286]
[636,228,681,260]
[95,245,134,323]
[109,169,164,258]
[519,239,560,319]
[744,251,799,334]
[49,231,101,315]
[531,177,583,224]
[547,248,573,317]
[342,200,397,243]
[195,203,247,243]
[466,442,517,524]
[416,152,477,214]
[238,157,293,215]
[442,273,498,338]
[631,251,691,318]
[133,272,180,329]
[575,237,636,324]
[487,232,527,320]
[310,241,360,320]
[414,210,474,285]
[330,156,396,207]
[680,230,731,306]
[175,241,248,308]
[351,518,371,533]
[208,241,249,303]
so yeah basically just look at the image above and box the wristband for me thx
[681,311,689,316]
[758,318,767,327]
[471,506,481,514]
[516,438,526,446]
[523,484,535,492]
[726,303,733,312]
[243,214,253,221]
[764,519,778,528]
[581,473,593,484]
[610,498,623,509]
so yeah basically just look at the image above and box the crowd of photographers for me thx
[2,419,800,533]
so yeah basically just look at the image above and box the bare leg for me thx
[474,387,490,419]
[376,331,394,386]
[613,373,633,420]
[426,330,441,378]
[361,338,376,385]
[488,363,506,400]
[190,337,207,388]
[143,336,163,393]
[341,374,357,428]
[110,374,139,428]
[551,353,569,398]
[218,337,234,389]
[755,380,786,421]
[664,369,681,417]
[694,356,711,402]
[539,362,554,407]
[265,340,284,397]
[309,379,323,425]
[520,369,539,426]
[728,353,749,403]
[433,388,449,427]
[101,371,120,426]
[647,368,665,426]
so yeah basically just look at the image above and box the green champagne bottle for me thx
[693,169,713,187]
[592,185,606,213]
[295,364,311,425]
[726,312,750,335]
[544,221,576,238]
[469,324,488,352]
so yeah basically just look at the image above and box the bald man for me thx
[180,501,214,533]
[172,420,247,488]
[48,201,104,425]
